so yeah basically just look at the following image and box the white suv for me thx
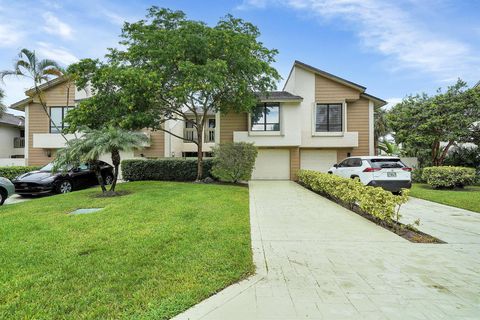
[328,156,412,193]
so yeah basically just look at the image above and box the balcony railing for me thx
[184,128,215,143]
[13,137,25,148]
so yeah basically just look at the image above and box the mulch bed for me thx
[299,183,445,244]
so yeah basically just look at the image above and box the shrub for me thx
[422,166,476,189]
[121,158,213,181]
[411,168,425,183]
[211,142,257,183]
[298,170,409,223]
[0,166,41,181]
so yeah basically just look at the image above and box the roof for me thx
[286,60,387,107]
[257,91,303,102]
[0,113,24,127]
[293,60,366,91]
[475,80,480,88]
[10,76,68,110]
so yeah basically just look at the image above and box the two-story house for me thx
[0,112,25,166]
[10,60,386,180]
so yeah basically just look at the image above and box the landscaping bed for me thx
[0,181,253,319]
[297,170,444,244]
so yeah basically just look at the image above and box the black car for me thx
[12,161,114,196]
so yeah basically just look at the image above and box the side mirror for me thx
[333,164,338,168]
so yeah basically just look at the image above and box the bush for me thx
[422,166,476,189]
[411,168,425,183]
[121,158,213,181]
[298,170,409,223]
[0,166,41,181]
[211,142,257,183]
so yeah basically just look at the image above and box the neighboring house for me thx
[0,112,25,166]
[10,60,386,180]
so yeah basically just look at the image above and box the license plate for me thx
[387,172,397,177]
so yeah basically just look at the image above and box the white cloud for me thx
[102,11,127,26]
[236,0,269,10]
[42,11,73,39]
[0,77,33,106]
[0,24,23,47]
[36,42,79,65]
[238,0,479,81]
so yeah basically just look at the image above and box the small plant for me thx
[211,142,258,183]
[422,166,476,189]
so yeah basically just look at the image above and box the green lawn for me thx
[410,183,480,213]
[0,181,253,319]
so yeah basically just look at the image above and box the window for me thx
[369,158,405,169]
[208,118,216,128]
[50,107,74,133]
[251,103,280,131]
[315,103,342,132]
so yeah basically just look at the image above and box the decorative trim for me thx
[368,101,374,156]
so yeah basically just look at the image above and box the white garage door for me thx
[300,150,337,173]
[252,149,290,180]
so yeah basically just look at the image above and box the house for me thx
[0,112,25,166]
[10,60,386,180]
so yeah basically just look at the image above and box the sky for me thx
[1,0,479,116]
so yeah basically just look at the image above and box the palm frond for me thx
[0,69,23,82]
[19,48,37,68]
[38,59,63,73]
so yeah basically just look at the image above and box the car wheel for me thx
[104,175,114,185]
[57,180,73,194]
[0,189,6,205]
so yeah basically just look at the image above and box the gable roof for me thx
[475,80,480,88]
[0,113,24,127]
[10,76,69,110]
[285,60,387,107]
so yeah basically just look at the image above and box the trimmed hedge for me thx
[121,158,214,181]
[422,166,476,189]
[298,170,409,223]
[0,166,41,181]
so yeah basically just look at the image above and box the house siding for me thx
[134,130,165,158]
[35,81,76,107]
[219,112,248,143]
[315,74,360,102]
[290,147,300,180]
[347,98,370,156]
[27,103,52,165]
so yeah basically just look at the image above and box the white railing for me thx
[184,127,215,143]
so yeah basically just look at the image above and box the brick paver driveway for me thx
[176,181,480,320]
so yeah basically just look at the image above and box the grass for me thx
[0,181,253,319]
[410,183,480,213]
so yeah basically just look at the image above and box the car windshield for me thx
[40,162,72,172]
[370,158,405,169]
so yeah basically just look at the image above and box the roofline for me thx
[9,97,33,110]
[24,76,68,96]
[475,80,480,88]
[293,60,367,91]
[360,93,387,107]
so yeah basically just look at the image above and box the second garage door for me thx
[252,149,290,180]
[300,150,337,173]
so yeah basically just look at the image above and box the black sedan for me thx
[12,161,114,196]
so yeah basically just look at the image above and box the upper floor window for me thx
[251,103,280,131]
[315,103,342,132]
[50,106,74,133]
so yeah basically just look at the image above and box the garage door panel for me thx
[252,149,290,180]
[300,150,337,173]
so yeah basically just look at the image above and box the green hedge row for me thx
[121,158,214,181]
[0,166,41,181]
[298,170,409,223]
[422,166,476,189]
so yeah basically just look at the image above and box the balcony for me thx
[13,137,25,148]
[184,128,215,143]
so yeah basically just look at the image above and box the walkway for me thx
[174,181,480,320]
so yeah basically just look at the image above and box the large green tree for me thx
[66,7,280,180]
[388,80,480,166]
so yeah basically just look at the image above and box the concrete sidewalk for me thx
[174,181,480,320]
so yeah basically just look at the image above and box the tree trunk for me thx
[431,141,440,166]
[111,148,121,192]
[196,125,204,181]
[438,140,454,166]
[91,161,107,193]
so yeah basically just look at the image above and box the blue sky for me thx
[1,0,479,115]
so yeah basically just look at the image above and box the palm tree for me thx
[374,107,389,155]
[0,48,66,139]
[378,140,403,156]
[55,127,148,193]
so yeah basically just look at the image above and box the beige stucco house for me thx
[10,60,386,180]
[0,112,25,166]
